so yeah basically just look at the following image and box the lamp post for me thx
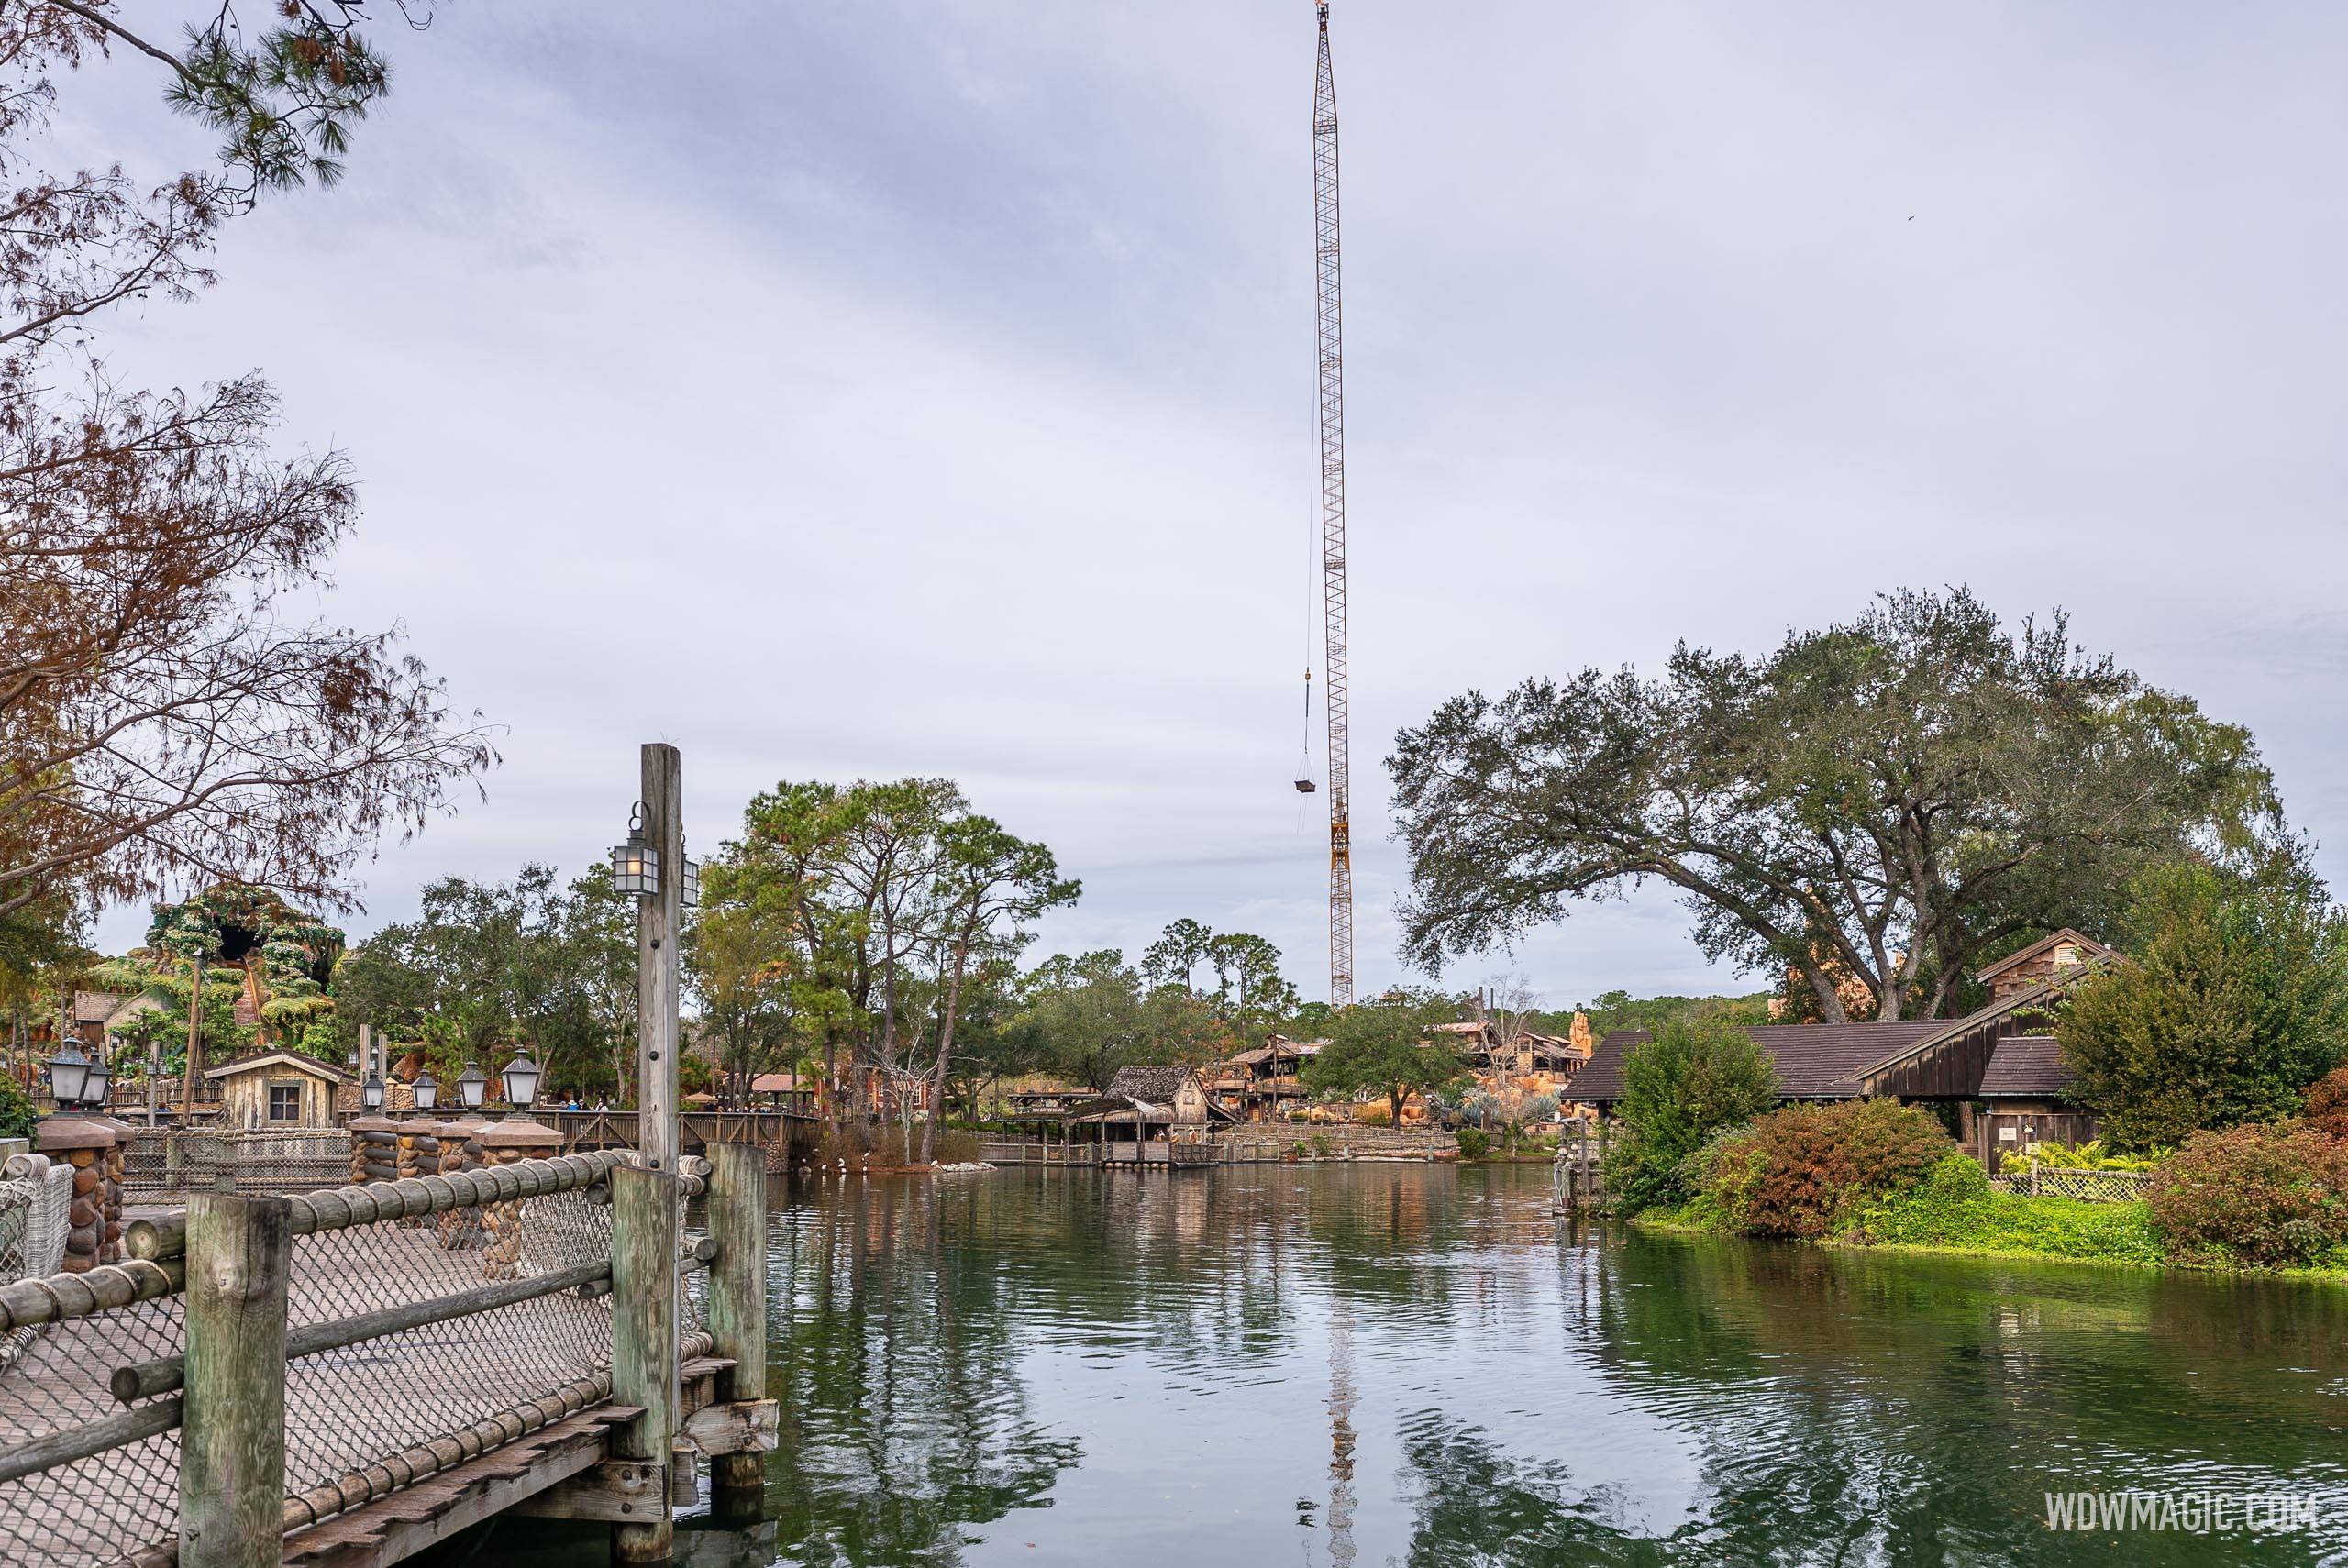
[83,1053,111,1111]
[500,1050,542,1117]
[45,1040,90,1110]
[613,747,683,1178]
[360,1068,385,1114]
[455,1062,489,1114]
[411,1068,438,1115]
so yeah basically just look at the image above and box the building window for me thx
[268,1083,302,1122]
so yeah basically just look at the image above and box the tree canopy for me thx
[1390,589,2287,1021]
[1302,993,1469,1125]
[0,3,490,928]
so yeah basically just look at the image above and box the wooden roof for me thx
[1977,1035,2076,1099]
[203,1049,351,1084]
[1973,928,2111,985]
[1570,1021,1947,1104]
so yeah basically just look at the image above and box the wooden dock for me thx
[0,1144,776,1568]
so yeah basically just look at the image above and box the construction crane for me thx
[1312,0,1354,1007]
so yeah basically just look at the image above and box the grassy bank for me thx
[1641,1156,2348,1279]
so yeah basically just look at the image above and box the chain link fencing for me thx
[120,1129,351,1201]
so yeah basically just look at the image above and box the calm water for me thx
[432,1165,2348,1566]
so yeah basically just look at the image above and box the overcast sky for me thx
[73,0,2348,1006]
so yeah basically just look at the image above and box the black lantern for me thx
[680,855,702,909]
[412,1068,438,1113]
[456,1061,489,1111]
[501,1050,543,1110]
[360,1069,385,1113]
[610,802,659,898]
[46,1041,91,1107]
[83,1053,112,1109]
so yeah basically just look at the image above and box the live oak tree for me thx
[1,2,492,924]
[1390,589,2286,1022]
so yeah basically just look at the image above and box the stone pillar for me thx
[36,1117,125,1271]
[435,1115,489,1250]
[348,1115,397,1186]
[477,1119,564,1280]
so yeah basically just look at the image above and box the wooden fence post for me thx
[706,1141,769,1503]
[180,1192,291,1568]
[610,1162,679,1563]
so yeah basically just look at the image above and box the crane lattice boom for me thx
[1312,2,1354,1006]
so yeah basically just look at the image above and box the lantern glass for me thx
[501,1051,542,1109]
[84,1058,111,1108]
[412,1069,438,1112]
[360,1070,385,1112]
[46,1041,90,1107]
[681,856,702,909]
[611,803,660,898]
[456,1062,489,1110]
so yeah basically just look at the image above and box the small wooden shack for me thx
[1064,1065,1235,1164]
[204,1048,350,1129]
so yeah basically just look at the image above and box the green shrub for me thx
[1702,1099,1952,1238]
[2058,861,2348,1150]
[1454,1127,1492,1160]
[0,1075,35,1142]
[1841,1152,2165,1264]
[2147,1121,2348,1269]
[2012,1138,2165,1172]
[1607,1018,1778,1213]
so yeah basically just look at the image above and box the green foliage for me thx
[2010,1139,2164,1172]
[1606,1018,1778,1213]
[334,865,635,1103]
[0,1073,35,1141]
[2147,1121,2348,1269]
[1702,1099,1953,1239]
[2058,860,2348,1149]
[1840,1153,2166,1264]
[1454,1127,1492,1160]
[1301,993,1468,1124]
[1558,989,1773,1038]
[1391,587,2287,1024]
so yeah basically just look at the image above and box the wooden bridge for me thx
[0,1144,774,1568]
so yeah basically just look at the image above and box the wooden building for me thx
[1211,1039,1321,1122]
[1570,938,2110,1161]
[1972,928,2111,1005]
[204,1049,350,1129]
[1057,1065,1236,1163]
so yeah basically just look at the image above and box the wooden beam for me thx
[504,1456,670,1524]
[680,1399,779,1458]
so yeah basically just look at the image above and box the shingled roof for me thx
[1104,1065,1194,1103]
[1977,1035,2076,1099]
[1569,1020,1949,1104]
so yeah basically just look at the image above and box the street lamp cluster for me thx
[359,1049,542,1117]
[42,1039,110,1110]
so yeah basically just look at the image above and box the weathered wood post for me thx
[180,1191,291,1568]
[637,742,683,1179]
[707,1140,769,1504]
[610,1162,680,1563]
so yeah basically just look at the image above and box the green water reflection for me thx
[426,1165,2348,1567]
